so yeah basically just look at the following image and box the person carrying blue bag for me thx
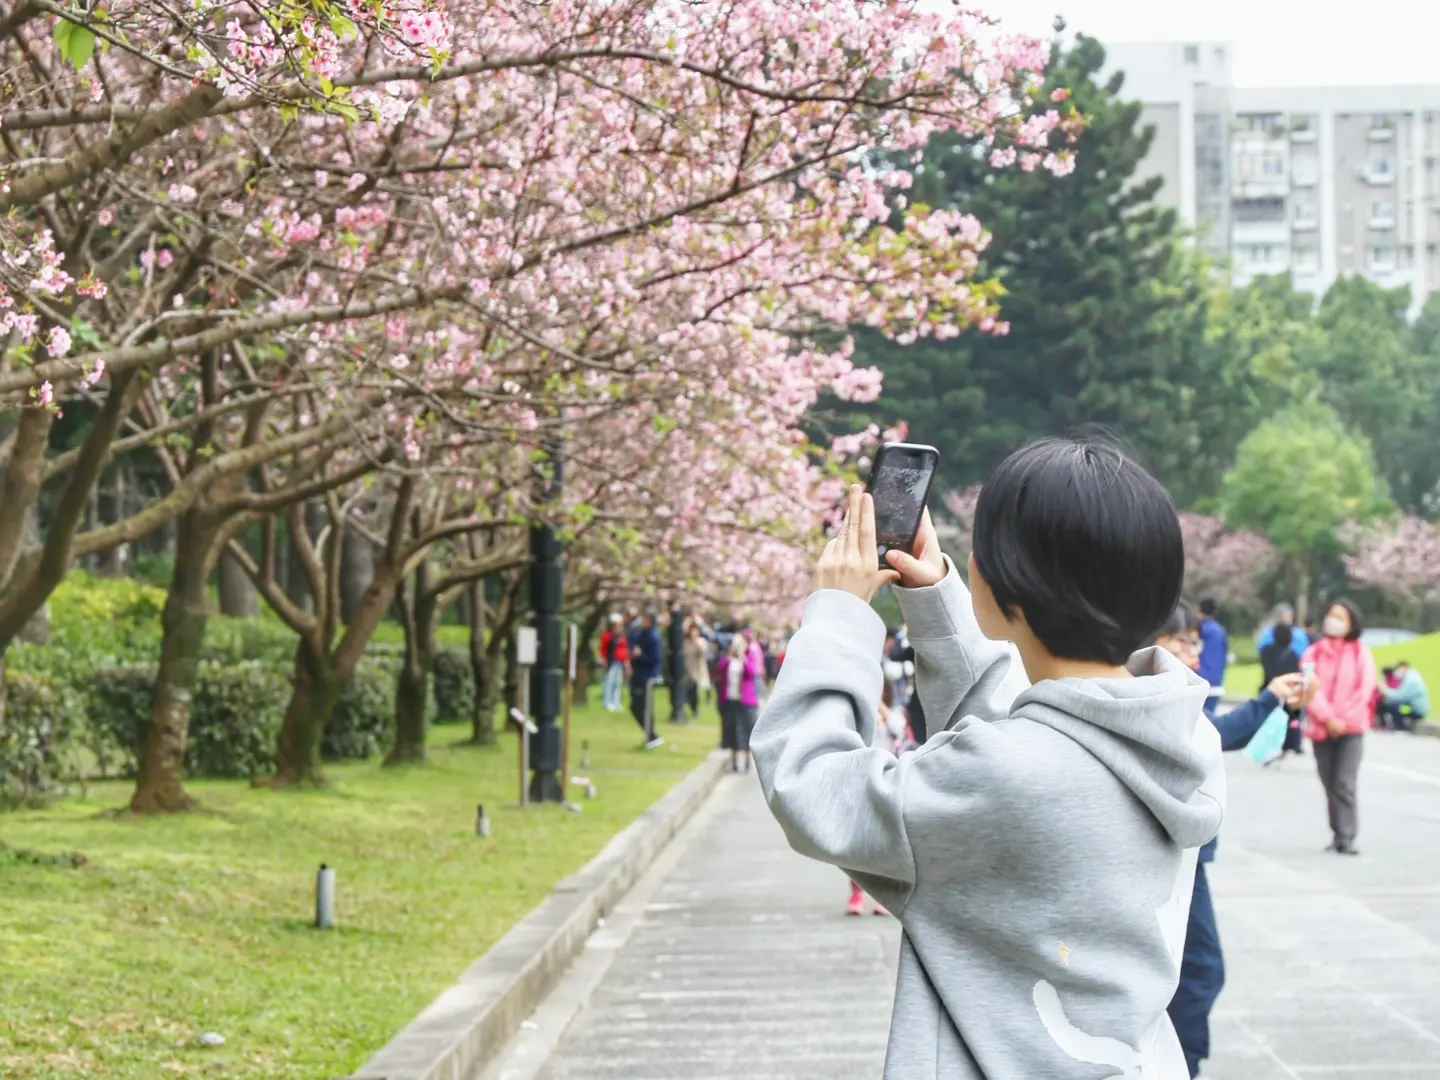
[1152,601,1305,1079]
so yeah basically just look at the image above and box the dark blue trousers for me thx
[1168,862,1225,1078]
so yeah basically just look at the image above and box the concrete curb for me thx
[1416,720,1440,739]
[351,748,730,1080]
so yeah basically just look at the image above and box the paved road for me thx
[498,732,1440,1079]
[1207,732,1440,1079]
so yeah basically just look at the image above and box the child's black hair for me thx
[971,436,1184,666]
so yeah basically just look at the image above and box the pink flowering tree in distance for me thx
[2,0,1081,800]
[1177,512,1279,626]
[1343,515,1440,628]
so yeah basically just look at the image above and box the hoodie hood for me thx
[1010,646,1225,850]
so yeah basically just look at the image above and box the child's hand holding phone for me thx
[885,508,945,589]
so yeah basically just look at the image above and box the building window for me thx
[1242,114,1283,134]
[1371,199,1396,226]
[1235,197,1286,223]
[1184,44,1199,64]
[1261,156,1286,176]
[1293,156,1319,185]
[1294,246,1320,273]
[1370,156,1394,177]
[1293,201,1318,226]
[1369,245,1397,272]
[1243,244,1280,265]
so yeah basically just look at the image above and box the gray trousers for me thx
[1313,733,1364,842]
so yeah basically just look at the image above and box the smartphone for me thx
[864,442,940,568]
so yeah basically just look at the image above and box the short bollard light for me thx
[580,740,590,769]
[315,864,336,929]
[475,803,492,839]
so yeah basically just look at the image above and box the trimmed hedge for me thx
[322,662,395,761]
[0,669,87,807]
[432,649,474,723]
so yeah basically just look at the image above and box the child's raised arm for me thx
[885,509,1028,729]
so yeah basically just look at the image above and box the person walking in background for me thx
[628,610,665,749]
[597,613,630,713]
[683,619,711,719]
[1302,600,1375,855]
[1379,660,1428,732]
[716,633,764,772]
[1256,602,1308,659]
[1259,623,1304,757]
[1196,598,1229,717]
[1154,601,1306,1079]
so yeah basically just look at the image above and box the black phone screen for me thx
[868,446,936,553]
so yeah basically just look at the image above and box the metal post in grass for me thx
[315,864,335,929]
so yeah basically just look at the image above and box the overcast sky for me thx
[955,0,1439,88]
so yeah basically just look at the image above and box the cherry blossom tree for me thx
[3,0,1082,800]
[1343,515,1440,626]
[1177,512,1279,623]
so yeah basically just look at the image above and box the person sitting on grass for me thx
[1379,660,1429,732]
[753,438,1224,1080]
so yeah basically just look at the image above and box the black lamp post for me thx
[528,437,565,803]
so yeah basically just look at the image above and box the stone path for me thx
[490,731,1440,1079]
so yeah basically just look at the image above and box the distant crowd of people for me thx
[595,609,788,766]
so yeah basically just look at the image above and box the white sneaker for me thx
[645,736,665,750]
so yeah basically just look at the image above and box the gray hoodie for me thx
[752,563,1225,1079]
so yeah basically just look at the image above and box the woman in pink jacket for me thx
[1301,599,1375,855]
[716,633,766,773]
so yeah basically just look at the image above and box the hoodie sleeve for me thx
[893,558,1028,730]
[751,589,917,910]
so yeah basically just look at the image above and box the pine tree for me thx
[843,33,1228,500]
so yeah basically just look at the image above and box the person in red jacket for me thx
[598,613,630,713]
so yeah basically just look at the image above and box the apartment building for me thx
[1103,41,1440,312]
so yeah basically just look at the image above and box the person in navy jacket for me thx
[1155,601,1305,1079]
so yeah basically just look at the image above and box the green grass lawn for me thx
[1225,631,1440,700]
[0,700,719,1079]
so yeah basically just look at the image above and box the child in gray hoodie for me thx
[753,438,1225,1080]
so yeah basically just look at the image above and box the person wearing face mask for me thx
[1300,600,1376,855]
[1154,602,1305,1080]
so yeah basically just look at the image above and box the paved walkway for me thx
[492,732,1440,1079]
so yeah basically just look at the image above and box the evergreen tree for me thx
[840,33,1238,502]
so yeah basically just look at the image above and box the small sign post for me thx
[514,627,539,808]
[561,624,577,794]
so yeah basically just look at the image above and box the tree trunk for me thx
[466,578,495,745]
[340,529,375,626]
[100,467,127,576]
[270,636,342,786]
[387,585,436,766]
[217,548,258,617]
[130,512,212,814]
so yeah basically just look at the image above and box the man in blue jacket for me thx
[628,611,664,749]
[1255,602,1309,658]
[1155,602,1304,1079]
[1196,598,1228,718]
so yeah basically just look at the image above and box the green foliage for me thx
[51,18,95,69]
[322,661,395,761]
[129,552,176,588]
[87,664,289,779]
[431,649,474,723]
[1222,402,1391,565]
[0,669,88,807]
[840,34,1218,498]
